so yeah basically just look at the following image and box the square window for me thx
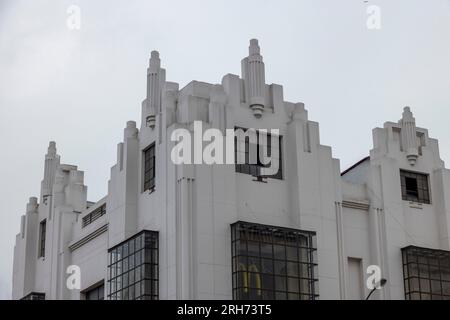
[107,230,159,300]
[402,246,450,300]
[231,221,317,300]
[234,128,283,180]
[400,170,430,204]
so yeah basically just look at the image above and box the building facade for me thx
[12,40,450,300]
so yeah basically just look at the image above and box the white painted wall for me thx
[12,40,450,300]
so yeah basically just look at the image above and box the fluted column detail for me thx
[145,51,166,129]
[242,39,266,118]
[41,141,60,199]
[400,107,419,166]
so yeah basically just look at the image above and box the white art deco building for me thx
[12,39,450,300]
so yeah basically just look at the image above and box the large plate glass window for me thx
[108,230,158,300]
[402,246,450,300]
[231,221,318,300]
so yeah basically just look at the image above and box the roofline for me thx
[341,156,370,176]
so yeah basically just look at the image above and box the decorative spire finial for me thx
[242,39,266,118]
[26,197,38,213]
[249,39,260,55]
[402,106,414,121]
[400,106,419,166]
[149,50,161,71]
[42,141,60,198]
[145,50,165,129]
[47,141,56,158]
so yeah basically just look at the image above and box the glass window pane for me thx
[400,170,430,204]
[287,262,299,277]
[402,246,450,300]
[273,245,285,260]
[107,231,159,300]
[231,222,317,300]
[274,260,286,276]
[123,243,128,258]
[286,246,297,262]
[261,258,274,274]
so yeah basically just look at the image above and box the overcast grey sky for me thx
[1,0,449,299]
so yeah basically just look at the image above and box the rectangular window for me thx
[234,128,282,180]
[21,292,45,300]
[38,219,46,258]
[400,170,430,204]
[347,257,364,300]
[107,230,158,300]
[231,221,318,300]
[143,144,156,192]
[84,282,105,300]
[402,246,450,300]
[82,204,106,228]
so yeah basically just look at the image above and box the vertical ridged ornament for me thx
[242,39,265,118]
[146,51,164,129]
[401,107,419,166]
[41,141,60,198]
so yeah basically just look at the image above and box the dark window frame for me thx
[401,246,450,300]
[21,292,45,300]
[82,204,106,228]
[107,230,159,300]
[83,281,105,300]
[38,219,46,258]
[231,221,318,300]
[234,127,283,180]
[400,170,431,204]
[143,143,156,193]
